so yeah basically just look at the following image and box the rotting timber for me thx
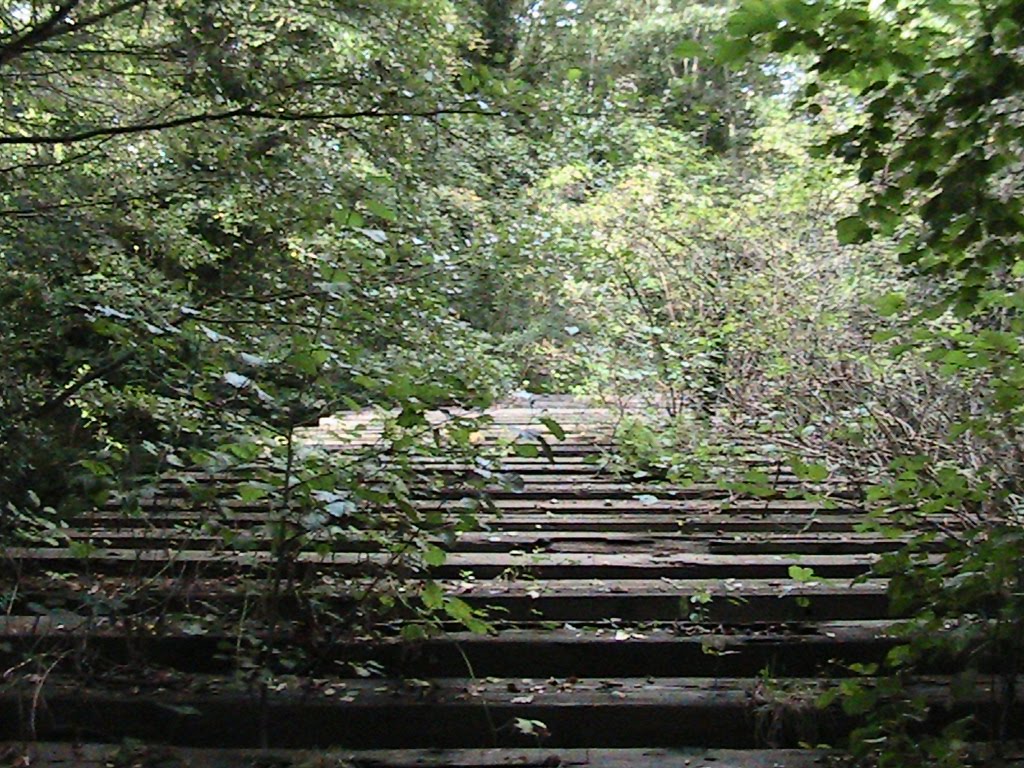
[1,396,1019,767]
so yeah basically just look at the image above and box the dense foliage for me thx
[721,0,1024,764]
[2,1,1023,762]
[1,0,520,507]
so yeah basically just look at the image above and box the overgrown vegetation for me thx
[715,2,1024,765]
[2,0,1023,763]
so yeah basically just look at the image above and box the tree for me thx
[0,1,527,506]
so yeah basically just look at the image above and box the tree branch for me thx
[0,2,81,66]
[0,0,150,67]
[0,105,508,146]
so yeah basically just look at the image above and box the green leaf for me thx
[224,441,261,461]
[513,443,540,458]
[836,216,872,245]
[332,207,365,228]
[885,644,914,668]
[68,541,95,559]
[778,0,821,24]
[673,40,704,58]
[539,417,566,441]
[726,0,780,37]
[91,317,124,338]
[875,292,906,317]
[80,459,114,477]
[743,470,770,486]
[421,581,444,610]
[423,545,447,567]
[566,67,584,82]
[364,199,398,222]
[401,624,427,641]
[239,484,268,502]
[793,461,828,482]
[715,35,753,64]
[788,565,816,583]
[288,349,330,376]
[443,596,476,624]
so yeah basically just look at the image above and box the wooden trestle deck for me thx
[0,396,1017,766]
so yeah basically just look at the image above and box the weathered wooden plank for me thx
[3,547,886,580]
[425,486,862,502]
[68,511,879,534]
[6,575,893,623]
[97,496,867,514]
[436,578,893,623]
[0,617,919,678]
[2,676,1017,749]
[317,437,607,445]
[95,499,867,522]
[156,477,855,495]
[60,528,919,556]
[404,471,816,485]
[0,744,858,768]
[484,515,872,533]
[372,622,916,678]
[406,454,793,467]
[328,443,614,454]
